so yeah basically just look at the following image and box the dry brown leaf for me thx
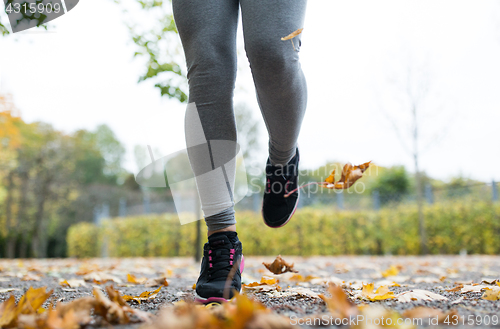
[446,284,463,292]
[144,277,169,288]
[361,283,395,301]
[0,286,53,328]
[322,161,371,189]
[143,293,291,329]
[319,283,358,318]
[287,274,318,282]
[122,287,162,304]
[281,28,303,41]
[263,255,298,275]
[93,285,151,324]
[21,273,41,281]
[396,289,447,303]
[460,284,489,293]
[412,276,441,283]
[84,272,122,284]
[39,297,96,329]
[59,278,87,288]
[243,276,280,292]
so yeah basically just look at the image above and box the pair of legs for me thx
[173,0,308,235]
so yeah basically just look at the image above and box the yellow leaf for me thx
[122,287,162,304]
[127,273,147,284]
[482,287,500,301]
[361,283,395,301]
[382,265,399,278]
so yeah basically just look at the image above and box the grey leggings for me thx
[172,0,307,232]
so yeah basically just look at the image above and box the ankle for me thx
[207,225,236,238]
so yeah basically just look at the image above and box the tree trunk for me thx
[413,104,428,255]
[16,167,30,258]
[4,171,17,258]
[31,175,50,258]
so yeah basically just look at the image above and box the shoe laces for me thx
[266,165,295,194]
[207,241,236,280]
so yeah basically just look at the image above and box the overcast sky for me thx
[1,0,499,182]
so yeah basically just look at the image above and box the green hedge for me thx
[67,201,500,257]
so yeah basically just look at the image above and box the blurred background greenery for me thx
[1,0,500,258]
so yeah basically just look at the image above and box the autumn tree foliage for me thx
[0,94,128,258]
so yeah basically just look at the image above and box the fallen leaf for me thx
[361,283,395,301]
[21,273,41,281]
[481,278,498,284]
[396,289,447,303]
[144,277,169,288]
[381,265,400,278]
[60,278,87,288]
[263,255,298,275]
[481,286,500,301]
[319,283,358,318]
[122,287,162,304]
[93,285,151,324]
[446,284,463,292]
[281,28,303,41]
[287,274,318,282]
[412,277,441,283]
[127,273,148,284]
[0,286,53,327]
[451,296,465,304]
[144,293,291,329]
[461,284,489,293]
[84,272,122,284]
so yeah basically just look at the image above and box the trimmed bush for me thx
[67,222,101,258]
[67,201,500,257]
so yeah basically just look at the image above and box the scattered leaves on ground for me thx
[122,287,162,304]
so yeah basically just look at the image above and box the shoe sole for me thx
[262,188,300,228]
[194,255,245,304]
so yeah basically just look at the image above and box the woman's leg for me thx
[172,0,240,234]
[240,0,308,166]
[172,0,243,303]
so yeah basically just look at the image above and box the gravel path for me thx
[1,255,499,328]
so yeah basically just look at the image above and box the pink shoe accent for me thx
[240,255,245,273]
[195,296,229,304]
[209,263,212,268]
[230,261,233,265]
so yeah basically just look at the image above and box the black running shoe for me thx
[195,231,244,303]
[262,148,300,228]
